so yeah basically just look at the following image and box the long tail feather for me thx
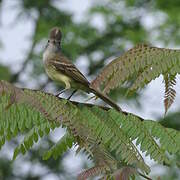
[89,88,122,112]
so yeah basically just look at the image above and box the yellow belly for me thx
[44,63,89,91]
[45,65,71,89]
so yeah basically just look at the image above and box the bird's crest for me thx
[49,27,62,41]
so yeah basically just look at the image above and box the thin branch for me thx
[24,88,144,121]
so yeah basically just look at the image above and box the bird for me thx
[43,27,121,112]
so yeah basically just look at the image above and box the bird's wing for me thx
[49,54,90,87]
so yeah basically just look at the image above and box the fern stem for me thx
[22,88,145,121]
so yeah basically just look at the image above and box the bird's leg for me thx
[85,94,98,102]
[55,89,67,97]
[67,90,77,100]
[56,81,71,97]
[85,95,96,102]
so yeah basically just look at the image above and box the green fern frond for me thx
[0,81,116,168]
[0,81,61,158]
[70,106,118,169]
[13,121,58,160]
[81,107,145,171]
[164,74,176,115]
[0,81,148,174]
[88,107,150,173]
[43,132,74,160]
[1,80,180,179]
[109,109,170,165]
[143,120,180,155]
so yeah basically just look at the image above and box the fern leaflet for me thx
[164,74,176,115]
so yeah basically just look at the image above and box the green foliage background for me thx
[0,0,180,179]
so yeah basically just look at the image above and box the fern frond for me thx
[43,132,74,160]
[109,110,170,165]
[0,95,47,144]
[99,167,139,180]
[78,165,108,180]
[79,107,150,173]
[143,120,180,155]
[13,121,58,160]
[0,80,180,179]
[111,167,137,180]
[91,44,180,112]
[0,81,117,167]
[92,44,180,93]
[71,107,118,169]
[164,74,176,115]
[71,107,149,173]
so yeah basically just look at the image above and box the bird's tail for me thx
[89,87,122,112]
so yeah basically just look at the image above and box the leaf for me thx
[0,65,11,81]
[163,74,176,115]
[43,132,74,160]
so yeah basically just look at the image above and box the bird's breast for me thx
[43,54,71,87]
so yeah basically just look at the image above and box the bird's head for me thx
[45,27,62,52]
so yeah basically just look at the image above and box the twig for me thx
[23,88,145,121]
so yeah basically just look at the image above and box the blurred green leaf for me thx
[159,112,180,131]
[0,65,11,81]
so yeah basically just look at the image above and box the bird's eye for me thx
[48,40,50,43]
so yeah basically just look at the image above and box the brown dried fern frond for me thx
[164,74,176,115]
[112,167,137,180]
[77,165,108,180]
